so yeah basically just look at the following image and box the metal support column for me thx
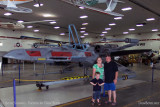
[19,63,21,84]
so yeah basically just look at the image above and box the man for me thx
[104,54,118,106]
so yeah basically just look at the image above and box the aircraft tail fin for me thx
[105,0,118,12]
[7,0,17,8]
[68,24,82,45]
[68,24,86,50]
[105,0,124,12]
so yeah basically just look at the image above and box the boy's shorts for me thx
[104,83,116,91]
[93,91,101,100]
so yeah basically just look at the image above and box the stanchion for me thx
[1,63,3,76]
[150,62,156,83]
[19,64,21,84]
[13,79,16,107]
[23,61,24,71]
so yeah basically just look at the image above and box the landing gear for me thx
[46,85,49,90]
[122,75,128,80]
[83,66,88,76]
[36,82,43,91]
[36,81,49,90]
[83,66,90,82]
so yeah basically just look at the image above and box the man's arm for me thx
[114,71,118,84]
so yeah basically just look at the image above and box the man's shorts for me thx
[104,83,116,91]
[93,91,101,100]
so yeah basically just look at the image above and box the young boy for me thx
[90,72,104,106]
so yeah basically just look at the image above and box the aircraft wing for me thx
[20,36,68,44]
[78,3,123,16]
[0,22,13,25]
[61,0,124,16]
[0,0,33,5]
[21,20,54,24]
[44,39,68,44]
[110,49,152,56]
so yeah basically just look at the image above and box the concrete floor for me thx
[0,63,160,107]
[58,80,160,107]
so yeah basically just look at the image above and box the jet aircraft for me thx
[61,0,124,16]
[0,20,54,29]
[3,24,151,74]
[0,0,33,13]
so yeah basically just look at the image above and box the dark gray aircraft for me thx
[3,24,151,73]
[3,24,151,89]
[3,36,150,66]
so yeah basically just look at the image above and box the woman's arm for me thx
[92,68,96,79]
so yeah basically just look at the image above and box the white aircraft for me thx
[0,0,33,13]
[0,20,54,29]
[62,0,124,16]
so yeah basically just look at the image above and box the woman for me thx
[92,57,104,80]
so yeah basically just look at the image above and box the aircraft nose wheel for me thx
[46,86,49,90]
[122,75,128,80]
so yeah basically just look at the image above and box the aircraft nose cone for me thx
[3,49,26,60]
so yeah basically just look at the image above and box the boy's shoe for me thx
[105,101,112,104]
[91,101,95,106]
[112,102,117,106]
[97,102,101,106]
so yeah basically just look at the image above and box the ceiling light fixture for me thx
[121,7,132,11]
[84,33,88,35]
[81,27,86,30]
[80,36,85,38]
[100,34,105,36]
[105,28,111,30]
[34,29,39,32]
[43,14,54,17]
[123,32,129,34]
[136,24,143,27]
[114,17,122,20]
[54,26,60,29]
[152,29,158,32]
[129,28,135,31]
[50,21,56,24]
[146,18,155,21]
[80,31,85,33]
[82,23,88,25]
[17,20,24,23]
[4,12,12,16]
[60,33,65,35]
[80,15,88,19]
[33,3,43,7]
[79,6,85,9]
[109,23,116,26]
[102,31,107,34]
[27,26,33,28]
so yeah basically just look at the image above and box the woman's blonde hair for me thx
[96,57,102,61]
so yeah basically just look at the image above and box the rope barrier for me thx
[14,79,58,82]
[0,76,90,84]
[0,80,13,84]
